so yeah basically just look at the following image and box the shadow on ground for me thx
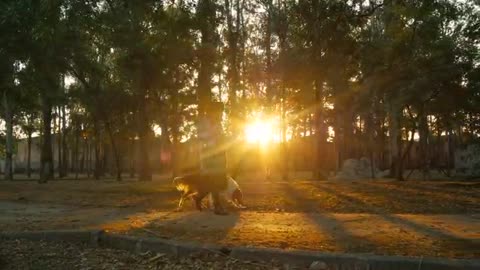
[0,176,479,258]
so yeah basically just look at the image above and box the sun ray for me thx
[244,114,278,145]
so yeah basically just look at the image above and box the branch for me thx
[423,88,441,104]
[67,64,91,90]
[356,2,385,18]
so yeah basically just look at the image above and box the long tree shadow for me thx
[314,183,480,249]
[361,181,479,208]
[279,181,382,254]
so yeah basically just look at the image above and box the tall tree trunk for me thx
[264,0,273,180]
[3,91,14,181]
[281,89,288,180]
[104,121,122,181]
[86,138,91,178]
[172,124,179,177]
[74,126,79,180]
[39,96,54,183]
[80,137,86,174]
[309,114,313,136]
[103,142,109,176]
[388,102,402,180]
[303,115,308,137]
[93,119,101,180]
[419,105,430,180]
[196,0,217,171]
[27,131,32,178]
[277,0,288,181]
[379,114,387,169]
[70,142,74,173]
[264,0,273,107]
[400,126,416,180]
[130,138,135,178]
[137,100,152,181]
[228,0,244,133]
[171,92,180,177]
[366,107,376,179]
[342,109,355,160]
[314,78,326,179]
[334,109,346,172]
[197,0,215,117]
[56,107,63,178]
[53,107,62,178]
[225,0,239,133]
[446,129,453,176]
[61,105,68,177]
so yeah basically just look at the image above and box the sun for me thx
[244,117,277,145]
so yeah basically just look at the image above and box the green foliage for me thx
[0,0,479,178]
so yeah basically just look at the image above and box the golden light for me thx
[244,116,277,145]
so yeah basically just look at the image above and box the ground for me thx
[0,174,479,259]
[0,239,278,270]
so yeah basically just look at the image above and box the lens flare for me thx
[244,117,277,145]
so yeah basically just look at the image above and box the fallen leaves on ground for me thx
[0,239,288,270]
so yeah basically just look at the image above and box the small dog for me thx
[173,172,243,215]
[206,175,246,210]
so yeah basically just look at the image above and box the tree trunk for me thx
[27,131,32,178]
[334,112,344,172]
[366,109,376,179]
[225,0,240,133]
[93,119,101,180]
[74,126,79,180]
[103,142,109,176]
[80,137,86,175]
[264,0,273,106]
[197,0,215,117]
[39,96,54,183]
[446,129,453,177]
[129,138,135,178]
[379,116,386,169]
[171,100,180,177]
[303,115,308,137]
[342,110,355,160]
[278,2,288,181]
[419,105,430,180]
[172,126,179,177]
[137,101,152,181]
[3,91,14,181]
[388,102,402,180]
[86,139,91,178]
[61,105,68,177]
[314,78,326,179]
[263,0,273,180]
[104,121,122,181]
[281,91,288,180]
[56,107,62,178]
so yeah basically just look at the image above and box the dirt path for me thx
[0,178,479,259]
[1,201,478,259]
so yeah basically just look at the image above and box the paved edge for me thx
[1,230,478,270]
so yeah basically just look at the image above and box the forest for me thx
[1,0,479,182]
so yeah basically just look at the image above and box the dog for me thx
[173,171,233,215]
[173,171,246,215]
[206,175,246,210]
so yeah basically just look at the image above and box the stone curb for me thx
[1,230,479,270]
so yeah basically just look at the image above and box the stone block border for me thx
[1,230,478,270]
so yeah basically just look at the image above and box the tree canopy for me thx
[1,0,479,182]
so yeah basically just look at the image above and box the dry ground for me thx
[0,239,280,270]
[0,173,479,259]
